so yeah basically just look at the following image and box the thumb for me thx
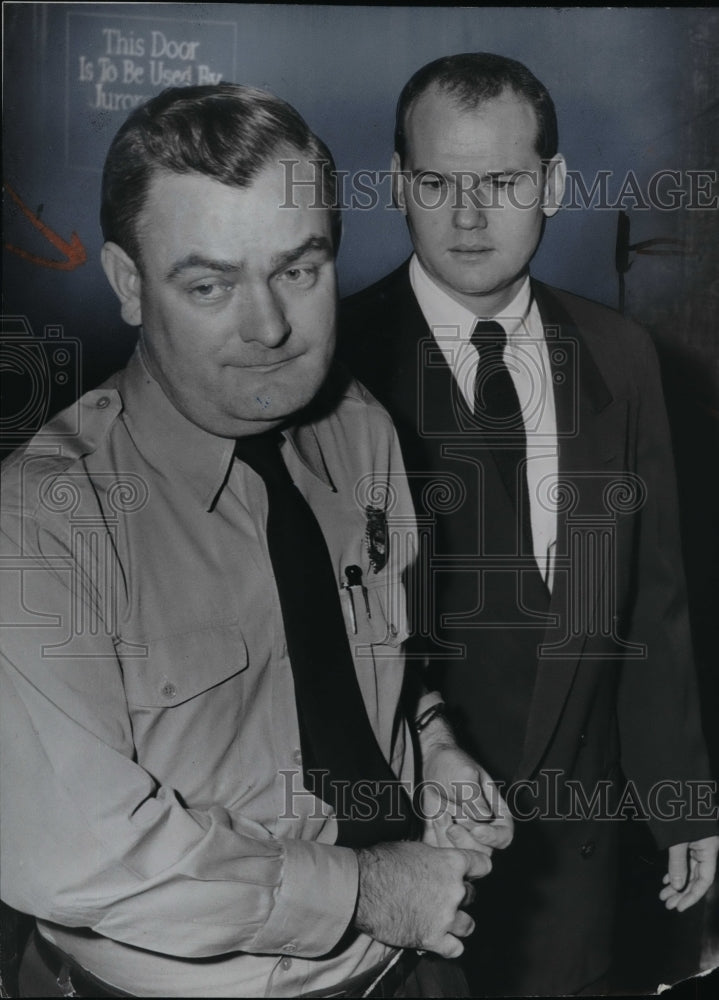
[417,781,448,822]
[668,843,688,891]
[463,848,492,880]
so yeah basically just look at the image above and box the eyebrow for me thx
[410,169,520,181]
[164,236,334,282]
[269,235,334,271]
[165,254,242,282]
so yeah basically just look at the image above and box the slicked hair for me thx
[101,83,340,266]
[394,52,558,164]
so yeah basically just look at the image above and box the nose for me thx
[452,182,490,230]
[453,199,489,231]
[238,284,291,347]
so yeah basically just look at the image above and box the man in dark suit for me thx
[340,53,718,996]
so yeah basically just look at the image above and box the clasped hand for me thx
[354,742,512,957]
[419,741,514,854]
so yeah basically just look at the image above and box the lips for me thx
[232,355,300,372]
[449,246,494,262]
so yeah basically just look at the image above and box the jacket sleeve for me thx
[0,505,359,960]
[616,329,717,849]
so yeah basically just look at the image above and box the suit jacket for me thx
[339,261,714,995]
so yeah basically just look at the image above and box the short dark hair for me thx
[101,83,340,265]
[394,52,558,164]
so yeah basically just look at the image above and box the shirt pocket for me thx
[341,571,409,650]
[118,620,249,709]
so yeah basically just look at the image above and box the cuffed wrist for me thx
[249,839,359,958]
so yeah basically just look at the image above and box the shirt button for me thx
[96,396,111,409]
[280,957,293,971]
[161,682,177,700]
[580,840,596,859]
[292,748,302,765]
[578,732,587,747]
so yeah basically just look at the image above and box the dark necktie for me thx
[234,432,420,847]
[471,320,533,552]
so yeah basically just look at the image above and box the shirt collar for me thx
[118,344,334,511]
[409,253,532,343]
[410,254,477,341]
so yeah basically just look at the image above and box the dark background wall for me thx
[2,2,719,985]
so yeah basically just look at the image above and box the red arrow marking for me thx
[4,182,87,270]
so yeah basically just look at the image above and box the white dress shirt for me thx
[409,254,558,590]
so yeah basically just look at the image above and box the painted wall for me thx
[3,4,717,383]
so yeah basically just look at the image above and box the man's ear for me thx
[391,151,407,215]
[101,242,143,326]
[541,154,567,218]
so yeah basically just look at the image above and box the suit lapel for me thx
[393,265,551,618]
[392,263,535,512]
[516,282,623,780]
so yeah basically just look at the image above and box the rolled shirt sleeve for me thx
[0,517,358,959]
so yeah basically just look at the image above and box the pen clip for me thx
[344,565,371,622]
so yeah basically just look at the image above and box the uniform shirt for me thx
[0,345,417,997]
[409,255,559,589]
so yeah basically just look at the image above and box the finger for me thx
[463,849,493,880]
[667,843,688,891]
[475,779,499,820]
[428,808,467,849]
[433,933,464,960]
[456,817,513,851]
[452,776,496,823]
[422,822,440,847]
[460,880,477,908]
[450,910,475,939]
[421,794,455,847]
[489,821,513,851]
[478,770,512,821]
[660,863,713,911]
[461,794,494,823]
[418,781,450,824]
[675,870,714,912]
[446,822,493,855]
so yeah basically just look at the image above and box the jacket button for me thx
[578,732,587,747]
[161,682,177,700]
[280,957,293,971]
[580,840,596,859]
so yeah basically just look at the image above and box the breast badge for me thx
[365,505,388,573]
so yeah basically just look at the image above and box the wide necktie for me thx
[471,320,533,552]
[234,432,419,847]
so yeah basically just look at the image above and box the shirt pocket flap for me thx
[119,622,249,708]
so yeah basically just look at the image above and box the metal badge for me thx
[365,505,388,573]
